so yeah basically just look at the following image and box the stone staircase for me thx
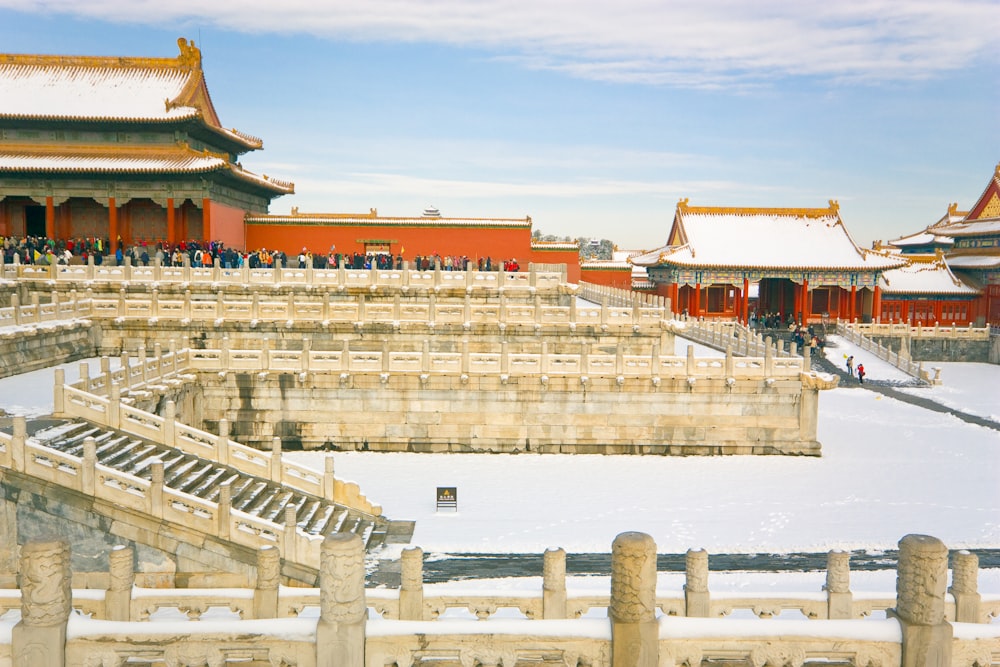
[25,418,392,550]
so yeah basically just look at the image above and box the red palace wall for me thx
[245,223,579,278]
[246,223,530,261]
[579,267,632,290]
[208,201,247,251]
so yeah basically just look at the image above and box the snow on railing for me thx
[841,320,991,340]
[56,362,384,522]
[3,534,996,667]
[834,322,938,385]
[176,342,804,380]
[0,414,332,571]
[8,257,568,294]
[0,290,93,330]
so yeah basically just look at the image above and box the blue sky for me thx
[0,1,997,249]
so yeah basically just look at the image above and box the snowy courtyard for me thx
[4,335,995,566]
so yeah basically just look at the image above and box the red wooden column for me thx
[742,277,750,323]
[45,196,55,239]
[693,283,701,318]
[670,283,679,315]
[202,198,212,242]
[793,282,801,322]
[872,285,882,322]
[166,198,176,247]
[802,278,810,323]
[108,197,118,250]
[850,285,857,322]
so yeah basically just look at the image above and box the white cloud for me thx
[4,0,995,86]
[275,171,746,200]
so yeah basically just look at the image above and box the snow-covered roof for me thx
[579,259,630,270]
[879,259,979,295]
[531,241,579,251]
[946,254,1000,270]
[0,39,262,150]
[0,148,222,173]
[887,229,954,248]
[632,200,904,271]
[933,217,1000,237]
[0,145,294,194]
[248,212,532,228]
[581,250,650,280]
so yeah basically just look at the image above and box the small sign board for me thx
[436,487,457,512]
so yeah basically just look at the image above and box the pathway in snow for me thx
[815,335,1000,432]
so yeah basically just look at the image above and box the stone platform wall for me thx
[0,322,98,379]
[198,371,826,455]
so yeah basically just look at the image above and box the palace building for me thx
[0,38,294,250]
[631,199,905,324]
[883,164,1000,327]
[0,40,581,274]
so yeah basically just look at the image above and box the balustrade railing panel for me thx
[119,403,166,443]
[95,464,152,513]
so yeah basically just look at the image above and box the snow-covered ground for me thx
[2,342,997,595]
[821,334,999,421]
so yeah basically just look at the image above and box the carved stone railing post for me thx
[217,418,230,466]
[543,547,567,619]
[119,351,131,389]
[217,482,232,541]
[163,400,176,447]
[323,456,336,499]
[283,505,298,563]
[52,368,66,417]
[610,532,658,667]
[825,550,852,619]
[270,437,283,481]
[949,550,981,623]
[148,459,164,517]
[106,545,134,622]
[684,548,709,617]
[100,356,112,394]
[892,534,952,667]
[399,546,424,620]
[253,545,280,619]
[11,415,26,472]
[13,539,72,667]
[317,533,366,667]
[78,361,90,392]
[105,382,120,430]
[81,437,97,496]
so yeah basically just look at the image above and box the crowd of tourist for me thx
[0,235,522,272]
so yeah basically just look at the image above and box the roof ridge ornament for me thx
[176,38,201,69]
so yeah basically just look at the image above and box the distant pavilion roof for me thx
[0,38,262,151]
[632,200,904,272]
